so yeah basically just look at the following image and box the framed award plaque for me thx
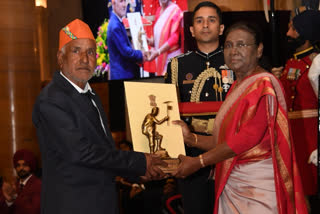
[124,82,185,173]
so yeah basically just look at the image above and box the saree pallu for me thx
[212,71,307,214]
[154,3,182,75]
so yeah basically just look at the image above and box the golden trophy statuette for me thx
[142,106,180,174]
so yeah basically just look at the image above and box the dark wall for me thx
[82,0,109,37]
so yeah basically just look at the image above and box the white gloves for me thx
[308,149,318,166]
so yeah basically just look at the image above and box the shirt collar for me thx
[20,174,32,186]
[60,71,94,95]
[293,46,314,59]
[196,46,223,59]
[113,12,124,23]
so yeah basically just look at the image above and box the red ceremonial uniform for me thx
[279,47,318,195]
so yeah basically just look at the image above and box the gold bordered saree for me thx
[212,71,307,214]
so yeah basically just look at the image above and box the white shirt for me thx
[113,12,124,23]
[20,174,32,186]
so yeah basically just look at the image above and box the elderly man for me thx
[32,19,166,214]
[0,149,41,214]
[108,0,149,80]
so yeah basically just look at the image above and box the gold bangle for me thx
[192,133,198,145]
[199,154,205,168]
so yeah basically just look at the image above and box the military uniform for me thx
[165,47,234,214]
[280,46,318,195]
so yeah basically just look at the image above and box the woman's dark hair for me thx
[192,1,222,25]
[224,21,263,46]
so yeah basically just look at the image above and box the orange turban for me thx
[59,19,95,50]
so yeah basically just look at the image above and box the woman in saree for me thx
[147,0,183,76]
[172,22,308,214]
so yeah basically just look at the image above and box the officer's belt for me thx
[179,101,222,116]
[179,101,222,134]
[288,109,318,119]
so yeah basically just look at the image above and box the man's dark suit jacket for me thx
[32,72,146,214]
[107,12,143,80]
[0,174,41,214]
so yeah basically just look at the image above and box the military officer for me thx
[165,2,234,214]
[274,8,320,211]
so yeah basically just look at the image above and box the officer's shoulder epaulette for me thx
[169,51,192,62]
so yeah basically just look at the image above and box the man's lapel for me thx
[91,90,116,148]
[54,72,111,143]
[75,91,109,140]
[118,17,131,46]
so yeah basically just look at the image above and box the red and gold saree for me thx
[212,71,307,214]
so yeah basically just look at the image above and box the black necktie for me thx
[82,91,94,100]
[82,91,100,118]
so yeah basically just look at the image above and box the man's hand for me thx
[172,155,201,179]
[142,51,150,62]
[2,181,17,202]
[271,66,284,79]
[308,149,318,166]
[142,153,168,181]
[129,185,144,198]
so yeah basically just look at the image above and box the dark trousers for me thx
[178,169,215,214]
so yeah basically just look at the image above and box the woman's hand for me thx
[148,49,159,61]
[147,37,154,46]
[172,120,195,147]
[172,155,201,178]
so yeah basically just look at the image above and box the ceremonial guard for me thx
[165,2,234,214]
[276,9,320,206]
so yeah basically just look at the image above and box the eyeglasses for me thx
[224,42,256,50]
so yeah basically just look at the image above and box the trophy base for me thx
[154,150,170,158]
[159,158,180,174]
